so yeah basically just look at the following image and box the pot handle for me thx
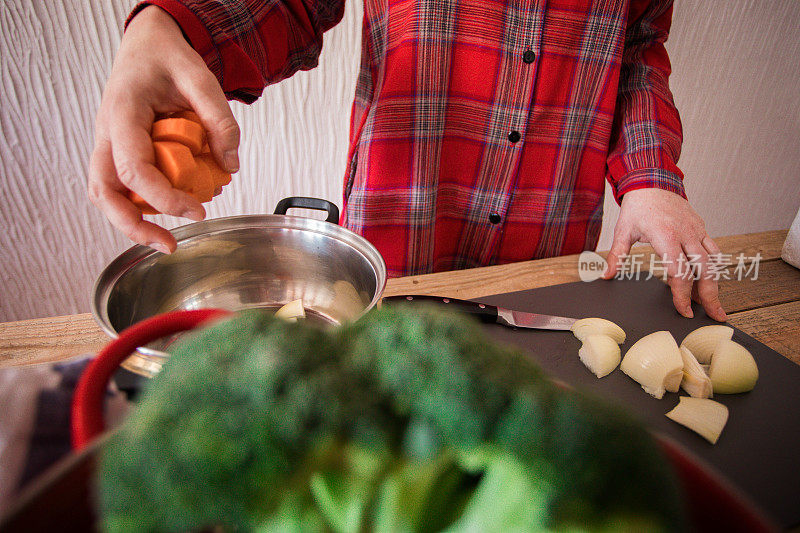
[71,308,232,450]
[274,196,340,224]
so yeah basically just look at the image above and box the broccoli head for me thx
[98,305,687,532]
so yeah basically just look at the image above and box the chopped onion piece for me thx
[679,346,713,399]
[571,318,626,344]
[709,340,759,394]
[578,334,621,378]
[620,331,683,399]
[680,325,733,364]
[666,397,729,444]
[274,299,306,321]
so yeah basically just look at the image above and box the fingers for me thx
[687,237,728,322]
[177,64,240,173]
[108,100,206,221]
[702,235,722,256]
[651,235,727,322]
[603,227,634,279]
[649,236,693,318]
[667,261,694,318]
[88,139,178,252]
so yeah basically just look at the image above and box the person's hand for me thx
[602,188,728,322]
[88,5,240,254]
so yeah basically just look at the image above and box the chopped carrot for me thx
[153,141,197,191]
[170,110,202,125]
[190,160,215,203]
[129,113,232,214]
[129,191,158,215]
[152,118,205,155]
[197,153,232,187]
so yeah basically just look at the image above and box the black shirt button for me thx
[523,50,535,64]
[489,212,502,224]
[508,131,521,143]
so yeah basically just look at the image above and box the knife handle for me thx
[383,295,499,323]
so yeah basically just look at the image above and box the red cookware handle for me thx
[71,308,232,450]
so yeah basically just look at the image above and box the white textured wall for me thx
[1,1,798,322]
[597,0,800,249]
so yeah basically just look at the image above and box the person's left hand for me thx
[602,188,728,322]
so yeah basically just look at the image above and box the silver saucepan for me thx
[92,197,387,377]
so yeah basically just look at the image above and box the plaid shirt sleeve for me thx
[127,0,345,103]
[605,0,687,203]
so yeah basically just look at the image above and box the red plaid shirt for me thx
[131,0,685,277]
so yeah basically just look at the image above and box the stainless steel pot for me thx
[92,197,386,377]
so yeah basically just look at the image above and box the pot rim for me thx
[91,213,387,355]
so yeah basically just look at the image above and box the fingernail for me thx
[181,208,205,221]
[224,150,239,173]
[148,242,170,254]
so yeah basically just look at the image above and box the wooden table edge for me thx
[0,229,794,368]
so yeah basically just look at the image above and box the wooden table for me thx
[1,230,798,368]
[1,230,799,532]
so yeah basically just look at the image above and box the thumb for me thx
[178,64,240,173]
[603,229,633,279]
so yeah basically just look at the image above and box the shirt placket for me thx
[462,0,548,266]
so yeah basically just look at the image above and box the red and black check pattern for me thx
[130,0,685,277]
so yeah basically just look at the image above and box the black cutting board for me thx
[477,277,800,528]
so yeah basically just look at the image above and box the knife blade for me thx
[383,295,579,331]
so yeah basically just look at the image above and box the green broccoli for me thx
[98,305,687,532]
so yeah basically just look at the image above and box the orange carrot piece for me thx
[153,141,197,191]
[129,191,158,215]
[140,111,227,209]
[197,153,232,187]
[170,110,202,125]
[152,118,205,155]
[190,159,215,203]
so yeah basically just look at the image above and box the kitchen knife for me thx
[383,295,579,331]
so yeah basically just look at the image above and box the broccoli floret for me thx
[98,305,687,532]
[338,305,546,453]
[495,387,686,531]
[99,310,398,532]
[341,305,686,531]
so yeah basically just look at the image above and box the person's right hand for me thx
[88,5,240,254]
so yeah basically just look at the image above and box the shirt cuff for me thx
[611,168,687,204]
